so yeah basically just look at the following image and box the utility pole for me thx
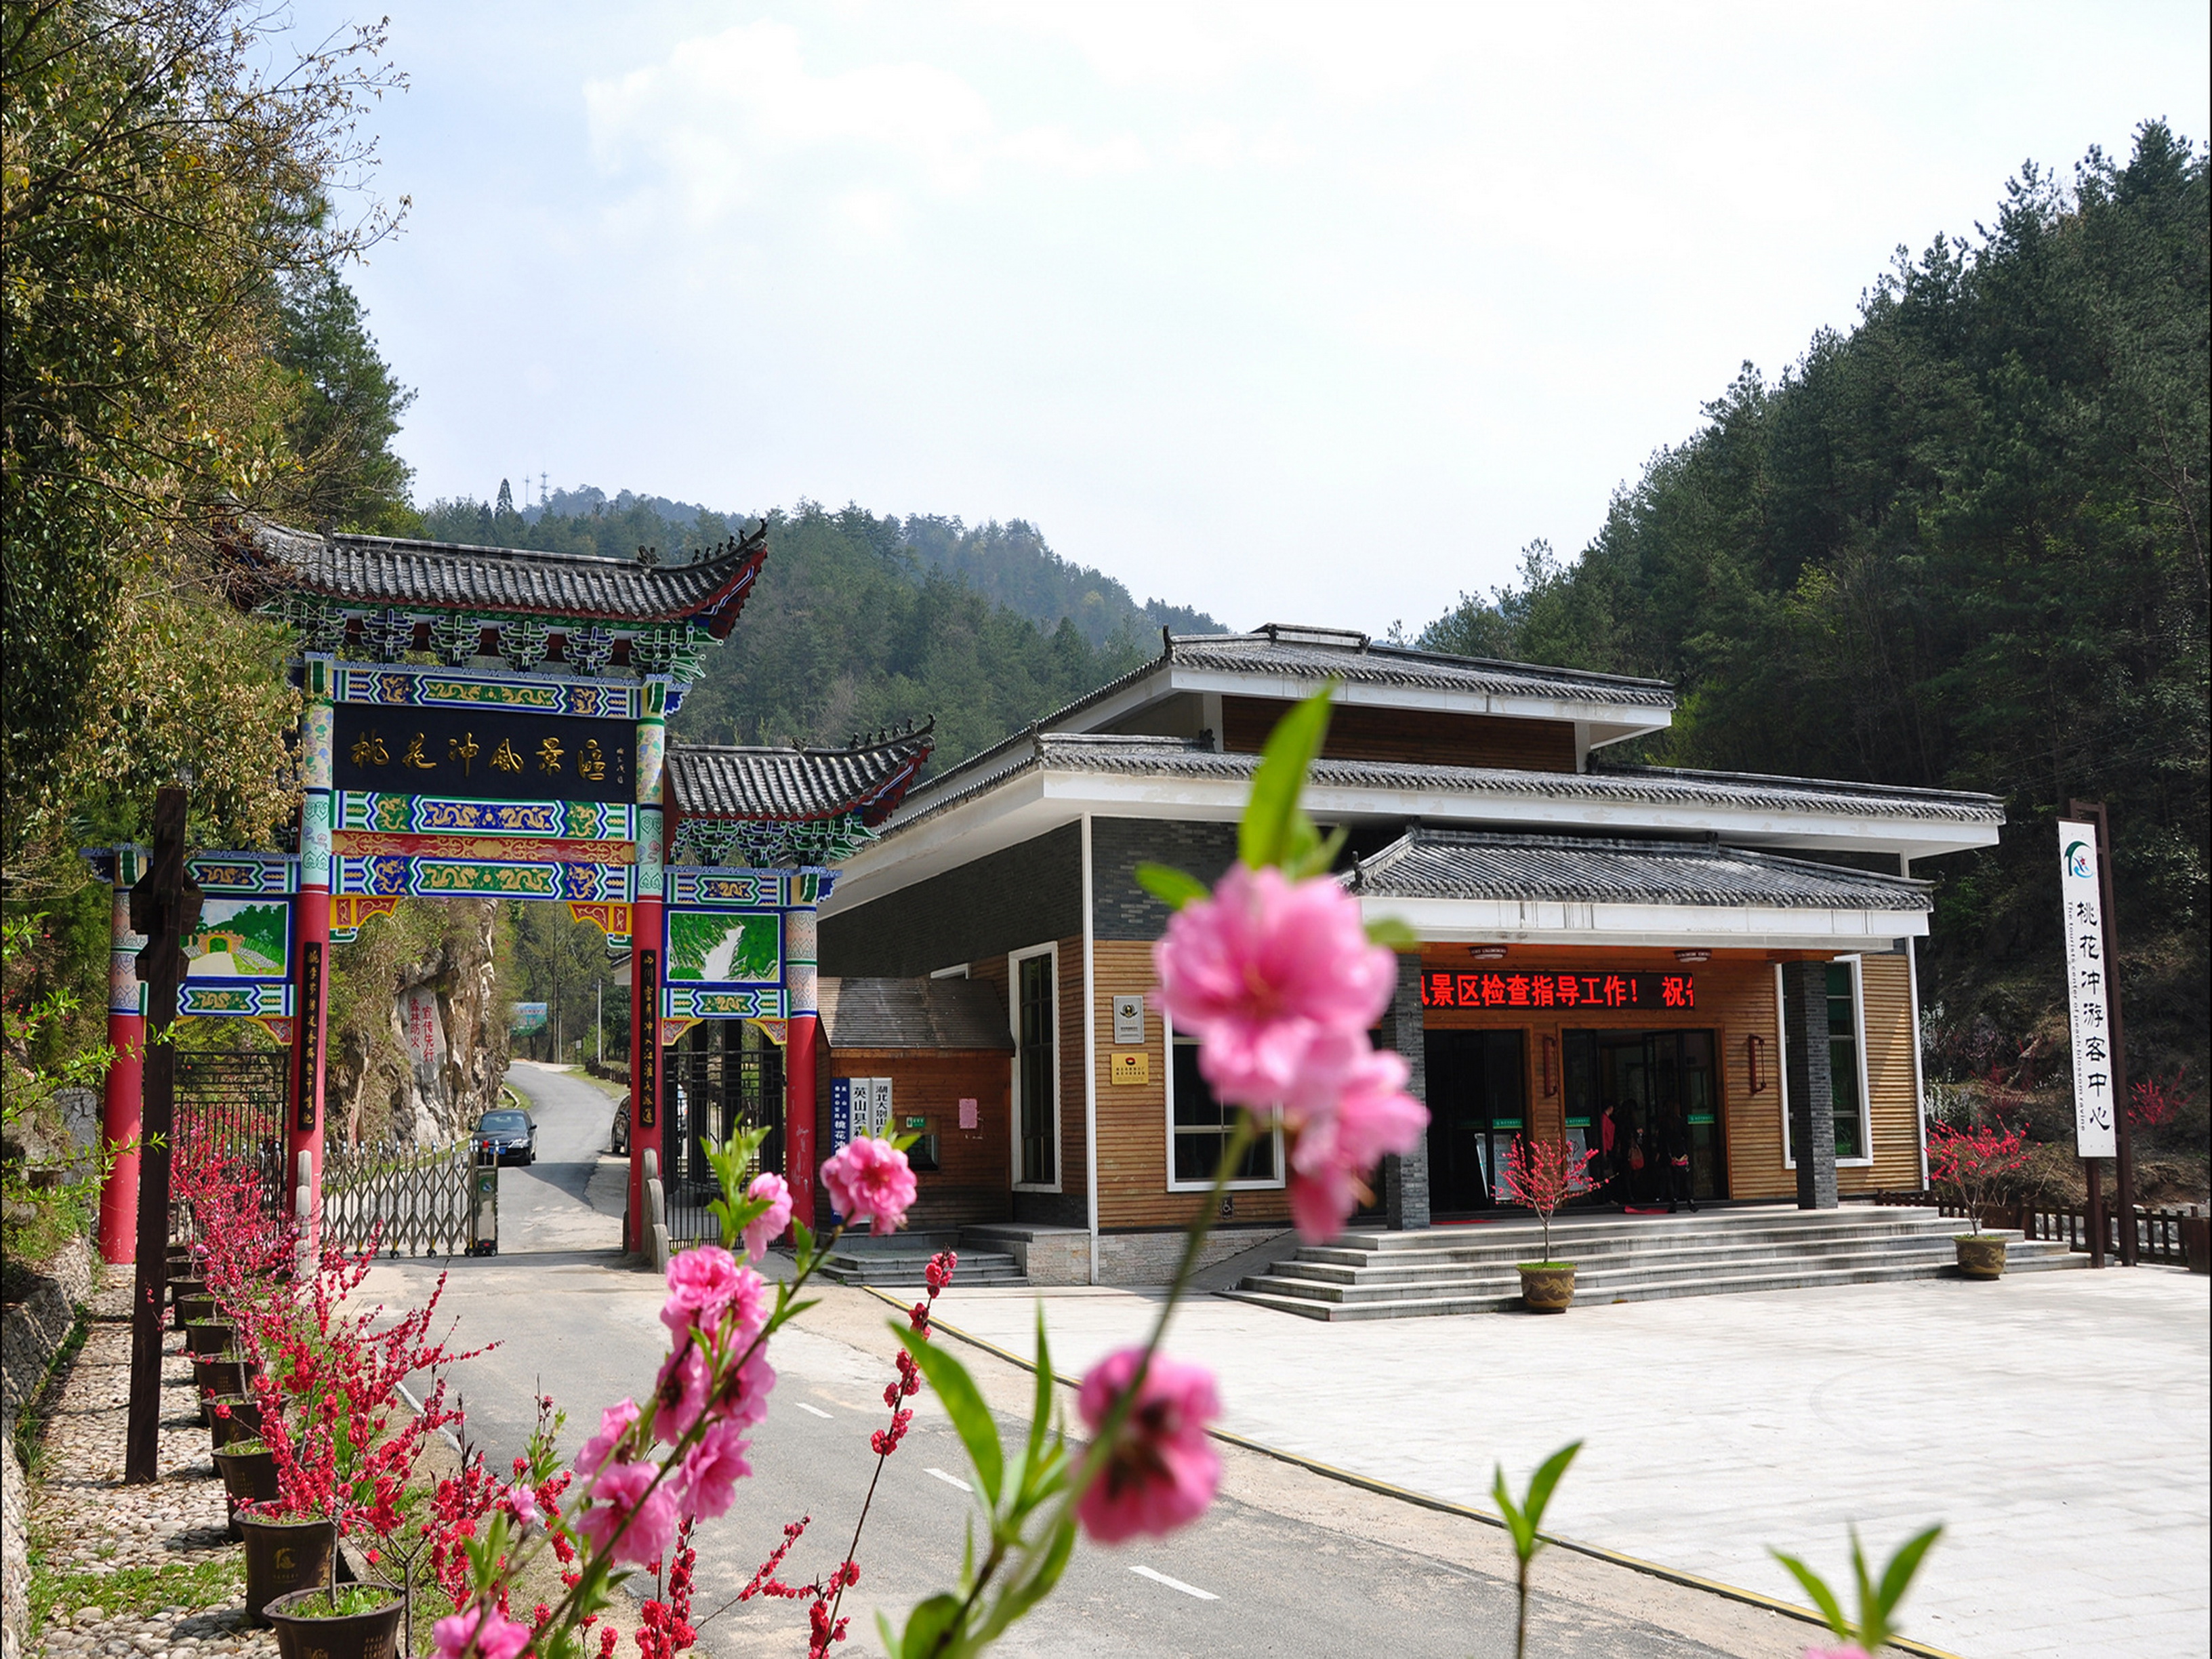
[126,785,201,1483]
[597,977,605,1067]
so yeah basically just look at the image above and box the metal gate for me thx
[321,1139,483,1257]
[176,1050,289,1207]
[664,1036,783,1242]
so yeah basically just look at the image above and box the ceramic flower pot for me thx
[209,1395,262,1450]
[238,1517,338,1626]
[1518,1263,1577,1313]
[262,1584,405,1659]
[213,1443,279,1538]
[185,1318,234,1356]
[1954,1235,2007,1280]
[169,1278,207,1328]
[177,1292,219,1326]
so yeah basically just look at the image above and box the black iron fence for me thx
[663,1042,783,1242]
[176,1049,289,1206]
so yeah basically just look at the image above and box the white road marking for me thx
[1130,1565,1218,1601]
[925,1467,972,1493]
[796,1402,834,1419]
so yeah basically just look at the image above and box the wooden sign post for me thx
[125,786,202,1483]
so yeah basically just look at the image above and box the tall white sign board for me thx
[2058,821,2117,1158]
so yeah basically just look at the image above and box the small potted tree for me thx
[1925,1119,2030,1279]
[1499,1136,1599,1312]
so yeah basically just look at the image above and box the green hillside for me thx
[1417,123,2209,1166]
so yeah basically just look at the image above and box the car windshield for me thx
[478,1112,528,1134]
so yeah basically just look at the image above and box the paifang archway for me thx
[96,518,930,1258]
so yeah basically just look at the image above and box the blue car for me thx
[476,1107,537,1166]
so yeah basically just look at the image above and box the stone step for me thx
[817,1249,1025,1288]
[1315,1210,1962,1258]
[1275,1231,1972,1286]
[1242,1236,2079,1304]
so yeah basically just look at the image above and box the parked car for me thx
[610,1101,630,1156]
[475,1107,537,1166]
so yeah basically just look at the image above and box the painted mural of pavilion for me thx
[96,518,931,1259]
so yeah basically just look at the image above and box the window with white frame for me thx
[1012,947,1058,1189]
[1166,1027,1282,1189]
[1778,957,1874,1166]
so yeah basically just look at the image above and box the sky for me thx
[291,1,2211,636]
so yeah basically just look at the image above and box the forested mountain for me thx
[1420,123,2209,1136]
[415,495,1172,767]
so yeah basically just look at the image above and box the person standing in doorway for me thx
[1661,1101,1697,1213]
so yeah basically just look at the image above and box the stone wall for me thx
[2,1233,91,1659]
[327,899,508,1144]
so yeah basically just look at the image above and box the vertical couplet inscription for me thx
[295,941,323,1132]
[636,948,659,1130]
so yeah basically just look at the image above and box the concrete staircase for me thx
[817,1231,1027,1288]
[1221,1205,2083,1321]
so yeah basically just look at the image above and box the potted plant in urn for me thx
[1926,1118,2030,1279]
[1500,1136,1600,1312]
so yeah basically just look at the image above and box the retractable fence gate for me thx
[663,1042,784,1242]
[321,1138,481,1257]
[176,1050,289,1208]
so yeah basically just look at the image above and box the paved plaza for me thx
[935,1263,2211,1659]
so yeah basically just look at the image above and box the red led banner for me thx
[1421,970,1695,1012]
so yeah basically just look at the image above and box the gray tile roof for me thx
[243,518,769,632]
[1346,829,1933,910]
[890,732,2005,833]
[1168,627,1677,708]
[819,977,1014,1050]
[667,725,933,824]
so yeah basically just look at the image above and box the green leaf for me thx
[1135,861,1210,911]
[1491,1464,1532,1561]
[1239,684,1335,870]
[790,1218,815,1266]
[1521,1439,1582,1537]
[1364,915,1418,949]
[1769,1549,1851,1639]
[874,1610,903,1659]
[1874,1524,1942,1637]
[893,1320,1004,1506]
[897,1593,966,1658]
[1021,1305,1054,1495]
[1283,820,1347,882]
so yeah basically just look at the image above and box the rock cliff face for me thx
[327,899,509,1145]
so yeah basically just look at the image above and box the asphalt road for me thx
[367,1064,1816,1659]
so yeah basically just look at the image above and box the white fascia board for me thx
[1358,894,1929,947]
[835,768,1996,914]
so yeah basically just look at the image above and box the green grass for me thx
[276,1584,399,1618]
[28,1557,243,1631]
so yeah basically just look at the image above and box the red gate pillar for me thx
[628,680,669,1255]
[783,890,819,1233]
[290,657,335,1240]
[98,846,148,1264]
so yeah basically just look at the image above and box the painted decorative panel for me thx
[665,909,782,985]
[186,853,297,895]
[333,855,634,903]
[663,985,786,1021]
[335,665,639,719]
[333,705,635,804]
[180,981,293,1017]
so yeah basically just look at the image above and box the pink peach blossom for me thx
[653,1340,710,1441]
[679,1419,754,1519]
[1074,1347,1222,1544]
[575,1456,678,1567]
[820,1137,918,1235]
[712,1345,777,1433]
[741,1173,794,1261]
[1152,865,1396,1108]
[575,1399,639,1478]
[660,1244,743,1334]
[1284,1044,1428,1242]
[432,1604,530,1659]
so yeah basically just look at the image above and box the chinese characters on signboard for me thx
[1419,970,1694,1011]
[333,704,634,804]
[2057,821,2117,1158]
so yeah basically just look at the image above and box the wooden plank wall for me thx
[1856,953,1923,1193]
[827,1048,1012,1229]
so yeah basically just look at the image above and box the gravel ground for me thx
[26,1284,274,1659]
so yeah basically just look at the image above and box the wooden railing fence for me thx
[321,1139,480,1258]
[1871,1189,2209,1270]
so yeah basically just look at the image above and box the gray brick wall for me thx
[820,823,1082,978]
[1382,951,1431,1230]
[1089,818,1240,941]
[1782,959,1839,1210]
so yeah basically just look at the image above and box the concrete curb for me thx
[866,1285,1967,1659]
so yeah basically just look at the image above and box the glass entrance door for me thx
[1422,1030,1528,1213]
[1562,1029,1725,1202]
